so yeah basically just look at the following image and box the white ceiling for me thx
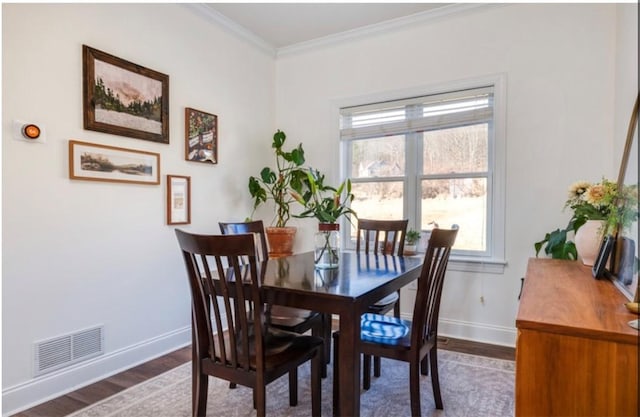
[203,3,451,50]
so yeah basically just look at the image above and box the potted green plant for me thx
[291,168,357,268]
[248,130,307,256]
[404,229,421,255]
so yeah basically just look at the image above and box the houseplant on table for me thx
[248,129,307,256]
[292,168,357,268]
[534,178,637,265]
[404,229,421,255]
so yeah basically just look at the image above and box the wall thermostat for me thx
[22,124,41,139]
[12,120,46,143]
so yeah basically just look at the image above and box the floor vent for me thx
[34,325,104,376]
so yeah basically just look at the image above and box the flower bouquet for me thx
[535,178,638,260]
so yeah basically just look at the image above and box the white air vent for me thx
[34,326,104,376]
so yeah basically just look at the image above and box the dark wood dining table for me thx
[261,251,424,417]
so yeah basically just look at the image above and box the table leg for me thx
[337,310,360,417]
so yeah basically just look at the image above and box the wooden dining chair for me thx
[333,227,458,417]
[356,218,408,386]
[219,220,331,377]
[175,229,323,417]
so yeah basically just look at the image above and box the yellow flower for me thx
[567,181,590,199]
[584,184,606,207]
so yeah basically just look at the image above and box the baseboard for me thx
[2,326,191,416]
[397,312,516,348]
[436,317,517,347]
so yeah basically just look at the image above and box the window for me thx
[340,79,505,269]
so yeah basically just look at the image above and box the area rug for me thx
[69,350,514,417]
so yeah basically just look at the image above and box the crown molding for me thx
[183,3,277,57]
[184,3,504,59]
[277,3,504,57]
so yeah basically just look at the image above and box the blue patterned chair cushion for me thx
[360,313,410,345]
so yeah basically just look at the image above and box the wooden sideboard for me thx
[516,258,639,416]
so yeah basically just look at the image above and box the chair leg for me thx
[429,348,443,409]
[313,316,329,378]
[363,354,372,390]
[193,370,209,417]
[393,294,401,317]
[409,361,422,417]
[332,333,340,417]
[255,385,267,417]
[311,349,322,417]
[324,314,332,364]
[253,388,257,409]
[420,356,429,376]
[289,368,298,406]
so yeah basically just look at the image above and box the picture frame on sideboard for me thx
[610,92,639,302]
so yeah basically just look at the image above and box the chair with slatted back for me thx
[175,229,323,417]
[219,220,331,377]
[355,218,408,387]
[333,227,458,417]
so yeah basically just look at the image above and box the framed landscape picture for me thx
[83,45,169,144]
[185,107,217,164]
[69,140,160,185]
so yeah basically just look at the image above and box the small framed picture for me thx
[69,140,160,185]
[592,235,615,280]
[185,108,217,164]
[167,175,191,225]
[83,45,169,144]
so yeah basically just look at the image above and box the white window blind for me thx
[340,86,494,140]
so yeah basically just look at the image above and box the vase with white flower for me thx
[292,169,357,269]
[535,177,638,266]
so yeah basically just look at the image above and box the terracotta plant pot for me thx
[266,226,297,258]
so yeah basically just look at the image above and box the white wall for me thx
[2,3,637,415]
[274,4,636,345]
[614,4,639,162]
[2,3,275,414]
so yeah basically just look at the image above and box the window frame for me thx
[336,74,507,273]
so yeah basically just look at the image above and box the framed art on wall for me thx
[69,140,160,185]
[167,175,191,225]
[83,45,169,144]
[185,107,217,164]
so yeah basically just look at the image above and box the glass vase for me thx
[315,223,340,269]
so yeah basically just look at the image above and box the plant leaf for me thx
[273,130,286,149]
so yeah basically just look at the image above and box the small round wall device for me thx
[22,124,41,139]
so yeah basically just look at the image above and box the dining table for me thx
[261,250,424,417]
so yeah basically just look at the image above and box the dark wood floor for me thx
[13,337,514,417]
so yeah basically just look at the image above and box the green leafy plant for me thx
[405,229,421,245]
[248,130,307,227]
[291,168,357,266]
[291,168,357,225]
